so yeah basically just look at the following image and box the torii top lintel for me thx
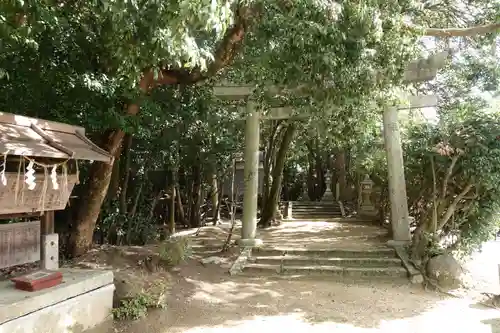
[213,51,449,100]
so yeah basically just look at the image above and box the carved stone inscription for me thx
[0,221,40,269]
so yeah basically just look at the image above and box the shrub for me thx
[158,236,192,266]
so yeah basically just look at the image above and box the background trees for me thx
[1,0,500,259]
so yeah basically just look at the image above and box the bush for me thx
[403,112,500,259]
[158,236,192,266]
[112,293,157,321]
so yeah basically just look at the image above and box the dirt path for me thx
[91,259,500,333]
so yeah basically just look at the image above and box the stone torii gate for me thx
[214,51,448,248]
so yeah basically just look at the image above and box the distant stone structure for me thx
[222,151,265,200]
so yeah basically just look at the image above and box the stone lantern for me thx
[321,171,334,202]
[359,174,377,216]
[301,177,309,201]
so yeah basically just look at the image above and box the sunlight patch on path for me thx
[172,297,500,333]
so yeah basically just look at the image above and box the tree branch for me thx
[430,156,438,233]
[420,22,500,37]
[437,183,474,231]
[156,4,254,86]
[441,155,459,199]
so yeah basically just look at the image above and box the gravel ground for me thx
[461,241,500,295]
[90,259,500,333]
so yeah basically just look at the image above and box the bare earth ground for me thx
[87,221,500,333]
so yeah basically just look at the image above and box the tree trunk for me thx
[129,180,143,218]
[69,128,127,256]
[259,124,296,227]
[169,184,176,234]
[68,74,149,256]
[147,190,162,221]
[189,164,202,227]
[120,134,133,213]
[126,181,143,245]
[176,185,186,226]
[106,154,121,203]
[210,171,220,223]
[334,150,347,201]
[262,122,282,210]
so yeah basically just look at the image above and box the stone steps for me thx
[289,202,343,219]
[290,201,340,205]
[250,255,403,268]
[292,209,342,214]
[252,247,396,258]
[242,263,408,279]
[242,246,408,281]
[291,214,342,219]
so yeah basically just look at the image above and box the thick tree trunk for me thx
[69,129,126,256]
[259,124,296,227]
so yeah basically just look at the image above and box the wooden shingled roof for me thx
[0,112,113,163]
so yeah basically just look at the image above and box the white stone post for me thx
[383,106,411,244]
[41,234,59,270]
[238,102,263,247]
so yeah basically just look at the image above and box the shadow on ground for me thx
[88,223,500,333]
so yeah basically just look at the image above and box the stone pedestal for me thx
[321,171,334,202]
[383,106,411,243]
[240,102,262,247]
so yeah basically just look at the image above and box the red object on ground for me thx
[10,270,63,292]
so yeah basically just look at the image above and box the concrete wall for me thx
[0,269,114,333]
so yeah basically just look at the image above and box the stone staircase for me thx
[242,246,409,281]
[288,201,343,219]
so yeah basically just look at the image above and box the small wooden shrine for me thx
[0,112,112,274]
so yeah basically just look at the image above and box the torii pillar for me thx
[384,51,448,246]
[238,101,263,247]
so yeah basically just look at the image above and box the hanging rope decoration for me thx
[0,151,80,212]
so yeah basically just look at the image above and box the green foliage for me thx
[158,236,192,266]
[2,0,500,253]
[404,111,500,255]
[0,0,235,83]
[112,292,157,321]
